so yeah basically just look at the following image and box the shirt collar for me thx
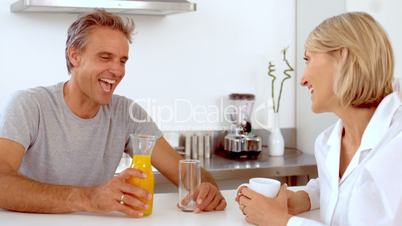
[359,92,401,151]
[326,92,401,151]
[327,120,342,148]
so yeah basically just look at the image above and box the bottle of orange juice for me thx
[127,134,157,216]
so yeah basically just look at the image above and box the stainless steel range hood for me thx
[10,0,197,16]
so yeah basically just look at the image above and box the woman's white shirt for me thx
[288,93,402,226]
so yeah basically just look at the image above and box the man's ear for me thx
[68,47,81,68]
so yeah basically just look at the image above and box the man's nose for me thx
[109,61,125,77]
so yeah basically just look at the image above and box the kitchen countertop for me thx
[202,148,316,175]
[155,148,317,191]
[0,188,320,226]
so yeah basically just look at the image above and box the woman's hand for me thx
[237,184,292,226]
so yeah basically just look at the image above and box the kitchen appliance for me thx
[223,93,262,158]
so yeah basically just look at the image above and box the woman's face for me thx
[300,50,339,113]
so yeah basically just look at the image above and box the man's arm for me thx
[0,138,150,216]
[0,138,87,213]
[151,137,226,211]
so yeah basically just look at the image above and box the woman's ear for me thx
[340,47,349,62]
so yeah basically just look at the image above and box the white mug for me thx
[237,178,281,198]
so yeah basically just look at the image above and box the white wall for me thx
[0,0,296,131]
[346,0,402,78]
[296,0,345,154]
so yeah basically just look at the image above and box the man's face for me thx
[69,26,129,105]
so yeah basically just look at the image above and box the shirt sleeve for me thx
[127,101,162,138]
[0,90,40,150]
[304,178,320,210]
[125,99,163,155]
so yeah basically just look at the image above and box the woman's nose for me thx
[300,77,308,86]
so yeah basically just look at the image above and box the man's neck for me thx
[63,81,100,119]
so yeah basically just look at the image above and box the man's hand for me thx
[193,182,227,212]
[83,168,152,217]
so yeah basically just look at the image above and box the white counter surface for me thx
[0,189,320,226]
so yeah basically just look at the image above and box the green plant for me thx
[267,47,294,113]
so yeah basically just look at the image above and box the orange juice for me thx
[128,155,154,216]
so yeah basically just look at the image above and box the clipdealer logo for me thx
[129,97,275,129]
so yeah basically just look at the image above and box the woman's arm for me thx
[288,178,320,214]
[287,190,311,215]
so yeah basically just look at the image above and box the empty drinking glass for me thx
[178,159,201,212]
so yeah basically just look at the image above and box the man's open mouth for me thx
[99,78,116,93]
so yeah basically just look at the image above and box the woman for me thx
[237,12,402,226]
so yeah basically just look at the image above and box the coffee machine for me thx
[223,93,262,158]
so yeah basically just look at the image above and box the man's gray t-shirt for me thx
[0,82,162,187]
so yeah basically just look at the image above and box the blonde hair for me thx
[65,9,135,73]
[305,12,394,108]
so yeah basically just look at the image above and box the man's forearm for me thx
[200,168,219,188]
[0,173,91,213]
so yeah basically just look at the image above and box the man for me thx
[0,10,226,217]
